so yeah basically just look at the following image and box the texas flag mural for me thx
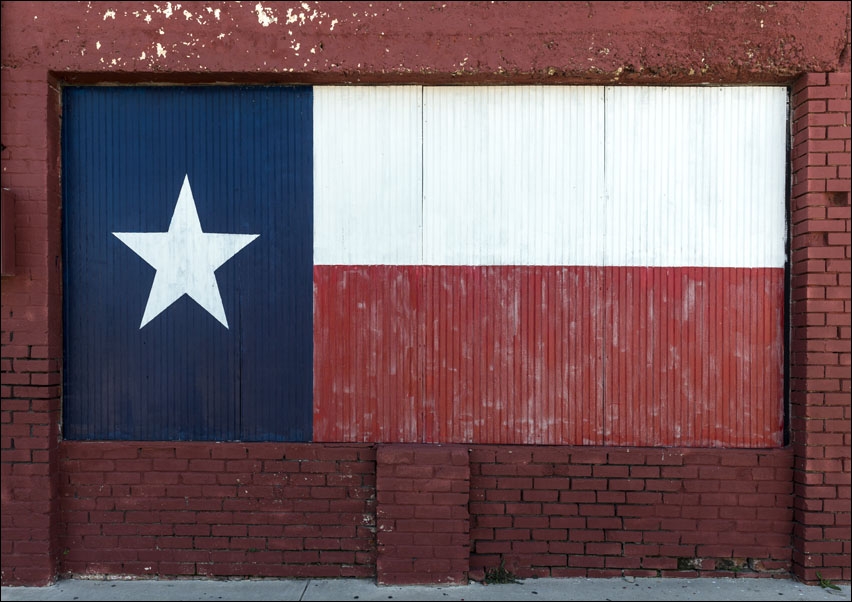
[62,85,787,446]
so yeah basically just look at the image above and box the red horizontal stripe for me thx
[313,266,784,447]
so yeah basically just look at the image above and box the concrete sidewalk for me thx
[2,576,850,601]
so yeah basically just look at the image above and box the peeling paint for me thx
[255,3,278,27]
[156,42,167,57]
[154,2,174,18]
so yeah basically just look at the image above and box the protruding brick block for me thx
[376,444,470,585]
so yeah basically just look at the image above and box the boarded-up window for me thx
[63,85,787,445]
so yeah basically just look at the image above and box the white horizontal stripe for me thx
[314,86,787,268]
[423,86,607,265]
[313,86,422,265]
[604,86,788,268]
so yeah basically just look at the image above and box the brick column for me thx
[789,71,851,584]
[375,444,470,585]
[0,69,63,585]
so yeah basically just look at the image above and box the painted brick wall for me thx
[2,1,851,588]
[469,447,796,580]
[375,445,470,585]
[57,443,376,579]
[58,444,801,583]
[0,67,63,586]
[789,71,852,584]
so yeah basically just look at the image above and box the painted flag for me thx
[62,85,787,446]
[62,86,313,441]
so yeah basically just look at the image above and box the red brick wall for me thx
[789,71,852,584]
[0,67,63,586]
[2,1,850,587]
[469,447,796,580]
[376,445,470,585]
[55,443,800,583]
[57,443,376,579]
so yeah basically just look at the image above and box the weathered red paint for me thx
[0,2,847,84]
[314,266,784,447]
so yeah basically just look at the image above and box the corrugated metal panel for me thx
[313,264,783,446]
[312,85,786,447]
[314,266,422,442]
[603,267,784,447]
[64,84,787,445]
[603,86,787,268]
[62,86,313,441]
[313,86,422,265]
[422,266,607,445]
[422,86,606,265]
[603,86,787,446]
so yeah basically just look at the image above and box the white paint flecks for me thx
[183,9,192,20]
[103,9,116,20]
[255,3,278,26]
[154,2,174,18]
[139,51,146,60]
[95,41,101,50]
[156,43,166,57]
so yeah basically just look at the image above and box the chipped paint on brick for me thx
[255,3,278,27]
[154,2,174,19]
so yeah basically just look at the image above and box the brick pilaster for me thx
[0,68,63,586]
[789,71,851,584]
[375,444,470,585]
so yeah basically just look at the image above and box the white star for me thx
[113,175,259,329]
